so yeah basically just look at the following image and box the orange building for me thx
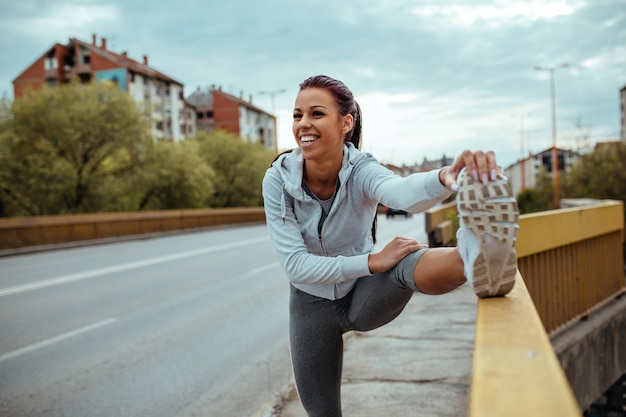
[187,86,278,152]
[12,35,192,142]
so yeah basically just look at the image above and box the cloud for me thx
[2,3,120,41]
[1,0,623,169]
[581,46,626,72]
[411,0,584,29]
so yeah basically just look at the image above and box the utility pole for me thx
[259,89,287,152]
[259,89,287,115]
[534,64,569,208]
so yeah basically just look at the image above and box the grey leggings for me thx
[289,249,428,417]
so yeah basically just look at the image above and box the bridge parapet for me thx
[0,207,266,253]
[425,199,625,416]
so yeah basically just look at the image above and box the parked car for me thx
[384,207,412,218]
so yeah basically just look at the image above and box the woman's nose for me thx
[298,115,311,128]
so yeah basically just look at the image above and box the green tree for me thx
[516,166,556,214]
[562,143,626,202]
[131,140,216,210]
[0,93,13,216]
[0,81,150,216]
[195,130,274,207]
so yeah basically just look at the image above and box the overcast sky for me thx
[1,0,624,168]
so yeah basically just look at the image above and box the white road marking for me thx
[247,262,281,276]
[0,318,117,363]
[0,237,269,297]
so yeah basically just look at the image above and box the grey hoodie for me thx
[262,142,452,300]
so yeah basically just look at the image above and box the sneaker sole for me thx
[457,171,519,297]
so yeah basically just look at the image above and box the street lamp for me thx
[511,112,531,192]
[534,63,569,208]
[259,88,287,115]
[259,89,287,152]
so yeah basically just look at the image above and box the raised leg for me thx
[412,247,467,295]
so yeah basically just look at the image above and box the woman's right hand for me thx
[367,236,428,273]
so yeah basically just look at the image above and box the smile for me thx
[300,135,319,143]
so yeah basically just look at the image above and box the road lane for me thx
[0,214,429,417]
[0,236,269,297]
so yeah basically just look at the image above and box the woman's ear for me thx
[341,114,354,134]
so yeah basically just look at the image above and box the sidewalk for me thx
[254,283,477,417]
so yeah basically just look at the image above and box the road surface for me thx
[0,213,427,417]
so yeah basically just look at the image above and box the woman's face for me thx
[292,87,353,161]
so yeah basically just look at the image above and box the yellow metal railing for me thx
[470,272,581,416]
[425,199,625,417]
[516,201,625,333]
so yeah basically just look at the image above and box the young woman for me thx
[262,75,519,417]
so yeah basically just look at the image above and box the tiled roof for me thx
[186,89,213,106]
[212,88,270,115]
[71,38,183,86]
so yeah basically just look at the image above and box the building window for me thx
[206,111,213,118]
[180,125,185,134]
[44,55,57,71]
[130,72,135,83]
[83,54,90,64]
[46,77,57,87]
[156,121,163,131]
[197,112,204,119]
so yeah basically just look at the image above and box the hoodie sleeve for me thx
[262,168,372,285]
[355,156,453,212]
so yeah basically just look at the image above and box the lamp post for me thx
[259,88,287,115]
[534,63,569,208]
[259,89,287,152]
[512,112,531,192]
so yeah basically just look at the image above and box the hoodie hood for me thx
[271,142,367,202]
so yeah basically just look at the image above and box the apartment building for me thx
[504,147,580,197]
[12,35,191,142]
[186,86,278,153]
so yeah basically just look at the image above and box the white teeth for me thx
[301,136,318,143]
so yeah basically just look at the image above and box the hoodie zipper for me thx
[317,205,326,253]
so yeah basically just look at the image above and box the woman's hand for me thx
[439,149,499,191]
[368,236,428,273]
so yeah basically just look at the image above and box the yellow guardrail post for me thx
[469,272,582,417]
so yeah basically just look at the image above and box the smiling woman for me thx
[262,75,520,416]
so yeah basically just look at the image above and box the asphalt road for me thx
[0,213,428,417]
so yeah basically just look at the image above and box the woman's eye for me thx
[312,111,324,117]
[293,113,302,120]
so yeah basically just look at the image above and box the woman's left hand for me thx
[368,237,428,274]
[439,149,499,191]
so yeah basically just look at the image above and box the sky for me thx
[1,0,624,169]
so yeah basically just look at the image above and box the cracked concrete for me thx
[254,283,477,417]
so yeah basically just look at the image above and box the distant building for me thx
[12,35,189,142]
[417,154,454,172]
[183,100,197,138]
[186,86,277,152]
[504,147,580,197]
[381,154,452,177]
[594,140,623,155]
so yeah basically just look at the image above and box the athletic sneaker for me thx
[456,168,519,298]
